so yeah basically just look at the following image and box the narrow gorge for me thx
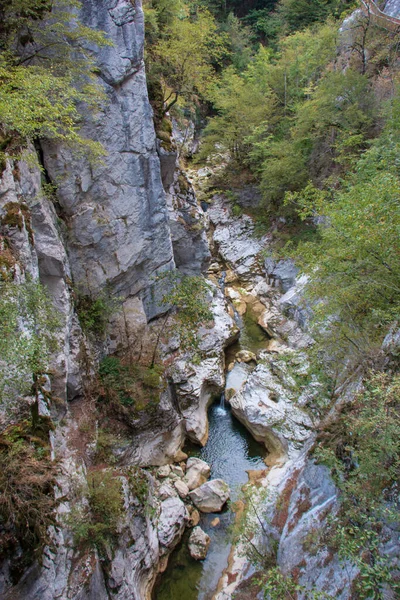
[0,1,399,600]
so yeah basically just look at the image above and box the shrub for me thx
[98,356,164,417]
[0,278,60,405]
[315,371,400,598]
[71,470,123,556]
[75,291,119,336]
[127,466,150,507]
[0,419,57,577]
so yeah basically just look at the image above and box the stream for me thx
[154,307,269,600]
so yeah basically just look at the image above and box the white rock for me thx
[171,464,184,478]
[157,465,171,479]
[229,363,314,458]
[158,483,177,500]
[158,497,188,551]
[189,479,230,513]
[174,479,190,499]
[188,527,211,560]
[184,457,211,490]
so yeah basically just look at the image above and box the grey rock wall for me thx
[0,158,83,408]
[42,0,174,303]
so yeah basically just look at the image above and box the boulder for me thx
[171,465,184,478]
[158,497,188,551]
[184,457,211,490]
[173,450,188,463]
[258,309,279,337]
[264,258,299,293]
[188,527,211,560]
[235,350,257,363]
[188,508,201,527]
[229,363,314,459]
[174,479,189,499]
[157,465,171,479]
[189,479,230,513]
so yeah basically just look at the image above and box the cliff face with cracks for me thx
[42,0,174,309]
[0,0,221,597]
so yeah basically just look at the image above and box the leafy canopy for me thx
[0,0,110,160]
[147,4,228,114]
[284,90,400,365]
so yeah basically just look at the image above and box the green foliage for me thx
[127,466,150,506]
[75,290,119,336]
[199,57,277,163]
[158,271,213,354]
[146,4,228,117]
[0,0,110,161]
[93,428,118,465]
[285,96,400,365]
[315,371,400,599]
[0,278,60,403]
[0,418,57,573]
[200,9,399,220]
[98,356,164,416]
[221,12,254,71]
[275,0,348,33]
[316,371,400,523]
[71,470,123,556]
[127,465,156,518]
[258,567,333,599]
[201,20,338,202]
[294,68,376,172]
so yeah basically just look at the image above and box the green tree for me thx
[285,90,400,365]
[148,7,228,115]
[222,12,254,71]
[150,271,213,365]
[0,0,109,161]
[200,48,278,162]
[315,371,400,599]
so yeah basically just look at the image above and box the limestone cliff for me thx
[0,1,218,598]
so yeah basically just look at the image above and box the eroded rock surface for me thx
[188,527,211,560]
[189,479,230,513]
[158,496,189,553]
[184,457,211,490]
[42,0,174,306]
[229,362,314,459]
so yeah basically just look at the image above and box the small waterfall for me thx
[220,392,225,408]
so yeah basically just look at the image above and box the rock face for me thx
[215,443,359,600]
[188,527,211,560]
[158,497,189,553]
[264,258,299,293]
[208,196,267,279]
[189,479,230,513]
[229,362,314,459]
[169,285,237,445]
[0,2,213,599]
[0,159,83,409]
[42,0,175,308]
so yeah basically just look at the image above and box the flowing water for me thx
[154,292,270,600]
[153,402,267,600]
